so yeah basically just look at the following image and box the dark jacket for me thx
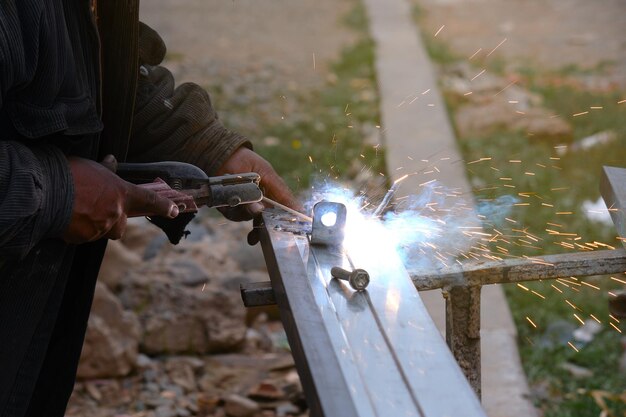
[0,1,249,415]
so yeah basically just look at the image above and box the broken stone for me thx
[573,319,603,344]
[223,394,260,417]
[248,382,285,401]
[169,259,209,287]
[275,402,300,417]
[98,240,141,290]
[119,279,246,355]
[559,362,593,378]
[78,283,141,379]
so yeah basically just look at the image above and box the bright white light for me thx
[321,211,337,227]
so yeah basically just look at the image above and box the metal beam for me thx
[241,249,626,307]
[258,210,486,417]
[601,166,626,247]
[410,249,626,290]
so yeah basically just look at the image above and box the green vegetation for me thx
[412,3,626,415]
[462,85,626,417]
[442,47,626,417]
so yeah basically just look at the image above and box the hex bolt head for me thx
[331,267,370,291]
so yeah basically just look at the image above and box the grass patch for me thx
[456,72,626,415]
[412,4,626,413]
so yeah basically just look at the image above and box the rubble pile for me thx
[67,215,307,417]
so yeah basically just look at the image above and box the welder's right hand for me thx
[62,155,179,244]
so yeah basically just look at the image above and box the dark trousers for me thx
[0,240,106,417]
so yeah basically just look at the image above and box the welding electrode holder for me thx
[331,267,370,291]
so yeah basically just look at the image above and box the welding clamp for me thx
[118,161,263,244]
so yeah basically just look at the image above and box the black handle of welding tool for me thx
[117,161,209,189]
[117,161,208,245]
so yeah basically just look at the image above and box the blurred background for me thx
[67,1,626,416]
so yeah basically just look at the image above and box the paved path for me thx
[361,0,538,415]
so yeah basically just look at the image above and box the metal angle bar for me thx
[310,246,423,417]
[410,249,626,290]
[259,211,375,417]
[243,249,626,307]
[601,166,626,248]
[347,242,487,417]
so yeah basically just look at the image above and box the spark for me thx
[573,314,585,325]
[580,281,600,290]
[532,290,546,299]
[572,111,589,117]
[551,284,563,293]
[312,53,316,70]
[422,89,431,95]
[509,160,521,163]
[567,342,579,352]
[618,99,626,104]
[468,48,482,60]
[517,283,529,291]
[609,322,622,333]
[308,156,313,163]
[609,314,620,323]
[611,276,626,285]
[467,157,492,164]
[556,212,573,215]
[464,91,473,96]
[590,314,601,324]
[526,317,538,328]
[471,69,486,81]
[434,25,445,37]
[590,106,603,110]
[493,80,518,97]
[487,38,507,56]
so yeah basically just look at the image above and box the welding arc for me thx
[262,196,313,222]
[372,181,402,217]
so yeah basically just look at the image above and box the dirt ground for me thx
[413,0,626,88]
[140,0,356,90]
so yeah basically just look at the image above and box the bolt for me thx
[330,267,370,291]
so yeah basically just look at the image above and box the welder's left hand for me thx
[216,147,302,222]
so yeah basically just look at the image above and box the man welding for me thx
[0,2,298,416]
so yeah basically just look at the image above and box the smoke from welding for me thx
[306,180,516,272]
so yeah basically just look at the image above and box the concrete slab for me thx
[361,0,539,415]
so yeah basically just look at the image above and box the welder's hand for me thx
[62,155,179,244]
[216,147,302,222]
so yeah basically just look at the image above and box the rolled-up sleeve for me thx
[127,23,251,175]
[0,141,74,259]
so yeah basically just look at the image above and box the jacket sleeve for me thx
[0,140,74,259]
[127,23,251,176]
[0,14,74,259]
